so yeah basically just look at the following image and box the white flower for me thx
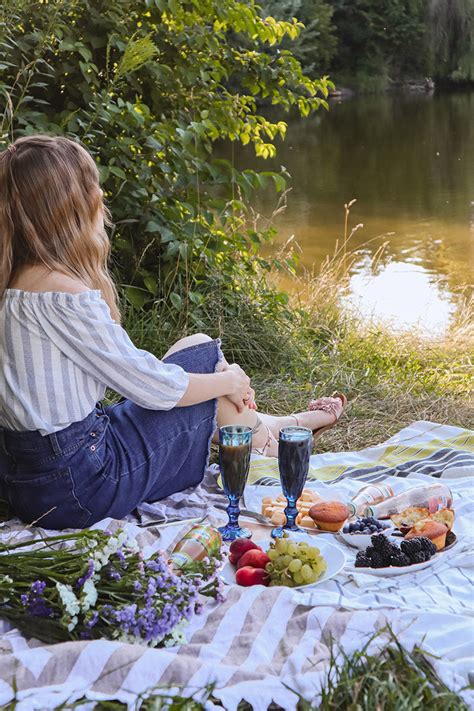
[80,579,98,612]
[56,582,80,617]
[67,615,78,632]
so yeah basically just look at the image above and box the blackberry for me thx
[412,551,429,564]
[418,537,437,557]
[355,554,370,568]
[370,552,386,568]
[401,538,422,557]
[366,545,376,558]
[372,535,399,559]
[389,552,411,567]
[401,537,437,562]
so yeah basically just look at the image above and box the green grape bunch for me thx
[265,536,326,587]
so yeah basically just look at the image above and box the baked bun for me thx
[405,518,448,551]
[309,501,350,532]
[390,507,429,530]
[430,508,455,530]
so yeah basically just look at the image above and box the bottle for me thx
[169,524,222,569]
[365,483,453,519]
[348,483,394,517]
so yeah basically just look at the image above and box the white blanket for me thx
[0,421,473,710]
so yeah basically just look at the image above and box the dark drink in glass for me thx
[218,425,252,541]
[272,426,312,538]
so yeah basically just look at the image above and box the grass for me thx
[4,628,469,709]
[123,209,473,454]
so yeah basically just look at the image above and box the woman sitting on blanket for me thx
[0,135,346,529]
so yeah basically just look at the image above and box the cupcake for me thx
[308,501,350,532]
[405,518,448,551]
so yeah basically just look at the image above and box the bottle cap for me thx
[365,505,375,517]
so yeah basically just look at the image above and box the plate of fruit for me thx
[338,516,394,549]
[349,532,448,575]
[221,534,346,589]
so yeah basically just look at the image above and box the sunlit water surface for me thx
[232,92,474,335]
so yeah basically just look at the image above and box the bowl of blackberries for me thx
[339,517,394,549]
[354,533,438,573]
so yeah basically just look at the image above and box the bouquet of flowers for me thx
[0,528,224,647]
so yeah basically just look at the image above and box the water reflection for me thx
[347,259,455,335]
[232,91,474,333]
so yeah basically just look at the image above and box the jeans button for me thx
[90,445,96,452]
[90,432,96,437]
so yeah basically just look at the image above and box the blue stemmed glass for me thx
[271,426,313,539]
[218,425,252,541]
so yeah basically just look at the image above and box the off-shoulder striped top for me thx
[0,289,189,435]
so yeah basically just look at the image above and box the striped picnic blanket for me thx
[0,421,473,710]
[248,420,474,485]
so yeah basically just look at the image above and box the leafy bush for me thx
[0,0,330,318]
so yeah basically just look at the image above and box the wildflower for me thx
[56,582,80,617]
[80,579,98,611]
[76,559,94,588]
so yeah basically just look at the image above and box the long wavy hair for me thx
[0,135,120,321]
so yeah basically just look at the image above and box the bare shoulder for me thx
[43,271,90,294]
[10,267,90,294]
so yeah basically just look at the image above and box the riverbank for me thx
[124,250,474,453]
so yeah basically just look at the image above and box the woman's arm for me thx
[176,369,250,411]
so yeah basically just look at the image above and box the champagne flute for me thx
[272,426,312,538]
[218,425,252,541]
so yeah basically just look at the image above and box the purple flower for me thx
[86,611,99,629]
[133,580,142,592]
[115,549,127,568]
[20,580,53,618]
[76,559,94,589]
[108,570,121,581]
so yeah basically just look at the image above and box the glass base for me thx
[271,523,304,539]
[218,524,252,542]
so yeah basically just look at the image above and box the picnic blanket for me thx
[0,421,473,710]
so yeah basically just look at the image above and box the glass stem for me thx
[285,497,298,529]
[227,495,241,528]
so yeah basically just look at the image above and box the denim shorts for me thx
[0,339,222,529]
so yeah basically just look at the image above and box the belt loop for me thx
[0,429,8,456]
[48,432,62,456]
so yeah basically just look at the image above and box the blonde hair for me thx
[0,135,120,322]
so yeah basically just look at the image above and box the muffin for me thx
[405,518,448,551]
[308,501,350,532]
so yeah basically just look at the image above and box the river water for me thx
[238,91,474,335]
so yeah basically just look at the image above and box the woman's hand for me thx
[225,363,253,413]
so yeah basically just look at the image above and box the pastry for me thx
[430,508,455,530]
[308,501,350,532]
[405,518,448,551]
[390,507,429,530]
[261,488,322,530]
[391,506,455,532]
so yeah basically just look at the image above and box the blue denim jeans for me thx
[0,339,221,529]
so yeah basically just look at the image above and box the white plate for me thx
[220,533,346,589]
[338,527,395,550]
[347,554,439,575]
[242,485,338,533]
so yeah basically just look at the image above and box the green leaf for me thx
[124,287,149,309]
[170,292,182,310]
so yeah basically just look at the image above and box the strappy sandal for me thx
[251,416,277,457]
[290,392,347,443]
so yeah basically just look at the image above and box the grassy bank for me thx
[125,240,473,453]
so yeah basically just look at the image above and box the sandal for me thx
[290,392,347,443]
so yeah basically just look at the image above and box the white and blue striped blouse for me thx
[0,289,189,435]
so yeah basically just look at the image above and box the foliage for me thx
[258,0,337,76]
[428,0,474,81]
[0,0,330,314]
